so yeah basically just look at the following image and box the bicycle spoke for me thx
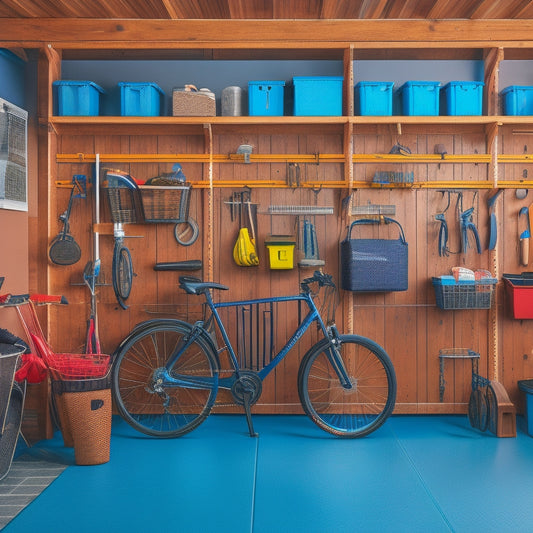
[113,322,218,437]
[298,335,396,438]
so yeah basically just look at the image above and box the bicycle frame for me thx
[157,287,351,393]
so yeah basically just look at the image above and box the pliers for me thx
[460,207,482,254]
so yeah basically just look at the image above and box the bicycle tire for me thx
[112,242,133,310]
[485,383,498,435]
[112,321,219,438]
[174,218,199,246]
[298,334,396,438]
[468,387,489,432]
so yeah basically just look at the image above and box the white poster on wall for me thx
[0,97,27,212]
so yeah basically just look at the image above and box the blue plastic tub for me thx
[398,81,440,116]
[501,86,533,116]
[354,81,393,116]
[119,82,165,116]
[248,81,285,116]
[53,80,105,116]
[442,81,484,116]
[293,76,343,116]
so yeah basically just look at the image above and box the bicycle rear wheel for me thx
[298,335,396,438]
[112,321,219,438]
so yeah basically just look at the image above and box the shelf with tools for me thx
[24,19,533,425]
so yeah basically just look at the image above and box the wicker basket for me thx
[52,371,112,449]
[62,388,112,465]
[172,88,216,116]
[139,184,191,223]
[105,187,142,223]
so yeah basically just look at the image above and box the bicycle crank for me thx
[231,371,262,437]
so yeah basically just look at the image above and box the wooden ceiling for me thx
[2,0,533,20]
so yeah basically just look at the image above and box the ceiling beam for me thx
[2,18,533,48]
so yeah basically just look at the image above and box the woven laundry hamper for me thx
[52,372,111,450]
[172,85,216,116]
[57,373,112,465]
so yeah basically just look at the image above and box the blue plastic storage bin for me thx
[53,80,105,116]
[293,76,343,116]
[442,81,484,116]
[399,81,440,116]
[501,86,533,116]
[354,81,394,116]
[119,82,165,116]
[518,379,533,437]
[248,81,285,116]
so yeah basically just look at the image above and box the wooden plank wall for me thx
[48,122,533,416]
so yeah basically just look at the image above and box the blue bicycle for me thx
[112,271,397,438]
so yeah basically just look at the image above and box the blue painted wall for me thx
[0,49,26,108]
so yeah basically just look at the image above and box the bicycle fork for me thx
[325,326,353,390]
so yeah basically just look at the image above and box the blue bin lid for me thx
[355,81,394,88]
[248,80,285,86]
[52,80,106,93]
[399,81,440,90]
[518,379,533,393]
[442,81,484,88]
[501,85,533,94]
[118,82,164,94]
[293,76,343,82]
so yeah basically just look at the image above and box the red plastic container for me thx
[503,275,533,319]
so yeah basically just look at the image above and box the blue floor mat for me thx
[2,414,533,533]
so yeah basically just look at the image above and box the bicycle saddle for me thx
[178,276,229,295]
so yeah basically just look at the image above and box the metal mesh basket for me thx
[432,278,497,310]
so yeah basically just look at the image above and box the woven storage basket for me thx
[340,217,408,292]
[139,184,191,223]
[52,371,112,449]
[105,187,142,223]
[172,88,216,116]
[63,388,112,465]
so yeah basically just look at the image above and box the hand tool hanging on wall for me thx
[487,189,502,251]
[48,177,85,266]
[287,162,301,188]
[233,190,259,267]
[83,260,101,354]
[297,218,325,267]
[519,206,530,267]
[434,191,459,257]
[458,192,482,254]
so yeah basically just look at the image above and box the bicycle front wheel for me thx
[113,321,219,438]
[298,335,396,438]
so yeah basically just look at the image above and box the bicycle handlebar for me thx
[300,271,335,294]
[0,293,68,307]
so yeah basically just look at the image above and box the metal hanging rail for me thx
[57,151,533,165]
[57,152,498,164]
